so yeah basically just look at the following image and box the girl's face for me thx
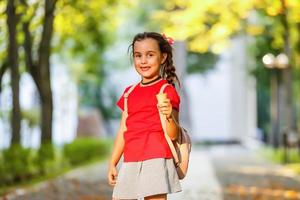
[133,38,167,82]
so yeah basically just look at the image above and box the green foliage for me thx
[21,108,40,128]
[156,0,300,55]
[261,146,300,175]
[63,138,111,166]
[155,0,254,53]
[260,146,300,164]
[0,1,7,60]
[36,142,65,176]
[186,51,219,74]
[98,86,120,119]
[79,79,103,108]
[0,144,38,185]
[53,0,123,118]
[0,138,111,188]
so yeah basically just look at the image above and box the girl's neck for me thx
[140,76,162,87]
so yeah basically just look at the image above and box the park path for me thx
[2,145,300,200]
[210,145,300,200]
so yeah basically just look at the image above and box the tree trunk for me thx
[6,0,21,144]
[20,0,57,144]
[38,0,57,143]
[39,80,53,142]
[0,61,9,94]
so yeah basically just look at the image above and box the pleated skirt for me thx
[112,158,182,200]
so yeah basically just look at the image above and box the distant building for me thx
[182,37,258,146]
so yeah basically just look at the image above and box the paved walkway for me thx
[210,145,300,200]
[169,148,222,200]
[1,162,113,200]
[2,145,300,200]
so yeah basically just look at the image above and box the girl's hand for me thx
[157,98,173,119]
[108,165,118,186]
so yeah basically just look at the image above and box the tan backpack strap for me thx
[159,83,169,94]
[158,83,180,165]
[124,83,139,116]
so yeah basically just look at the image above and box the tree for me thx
[53,0,121,118]
[251,0,300,144]
[6,0,21,144]
[155,0,300,144]
[20,0,57,143]
[154,0,254,53]
[0,0,122,146]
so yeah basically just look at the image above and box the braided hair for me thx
[128,32,180,87]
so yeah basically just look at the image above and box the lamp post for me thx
[262,53,289,148]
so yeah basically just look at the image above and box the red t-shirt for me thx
[116,79,180,162]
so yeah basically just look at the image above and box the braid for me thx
[161,53,180,87]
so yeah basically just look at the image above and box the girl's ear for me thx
[161,53,167,64]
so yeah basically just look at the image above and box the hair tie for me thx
[162,33,174,46]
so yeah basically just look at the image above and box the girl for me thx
[108,32,182,200]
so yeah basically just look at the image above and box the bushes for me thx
[0,144,38,185]
[0,138,112,187]
[36,142,67,176]
[63,138,111,166]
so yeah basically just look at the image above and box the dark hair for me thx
[128,32,180,87]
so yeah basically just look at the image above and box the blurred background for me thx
[1,0,300,199]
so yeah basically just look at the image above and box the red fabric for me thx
[116,79,180,162]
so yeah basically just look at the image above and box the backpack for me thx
[158,83,192,180]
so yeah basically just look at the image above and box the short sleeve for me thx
[164,85,181,111]
[116,86,131,111]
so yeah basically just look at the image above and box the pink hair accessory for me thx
[162,33,174,45]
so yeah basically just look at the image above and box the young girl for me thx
[108,32,182,200]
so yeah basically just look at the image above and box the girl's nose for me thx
[141,56,147,64]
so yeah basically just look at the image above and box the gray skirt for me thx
[112,158,182,199]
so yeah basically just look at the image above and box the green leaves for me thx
[155,0,300,56]
[186,52,218,74]
[155,0,253,53]
[53,0,120,110]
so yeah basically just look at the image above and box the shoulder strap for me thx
[159,83,169,94]
[123,83,139,116]
[158,83,180,165]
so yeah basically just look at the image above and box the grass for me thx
[258,146,300,174]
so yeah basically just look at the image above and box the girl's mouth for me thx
[140,66,150,72]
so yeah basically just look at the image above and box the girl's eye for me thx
[148,54,153,57]
[135,54,141,58]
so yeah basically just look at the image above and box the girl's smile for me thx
[140,66,151,72]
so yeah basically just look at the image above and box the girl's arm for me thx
[107,111,126,186]
[109,111,127,167]
[158,98,180,140]
[165,109,180,140]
